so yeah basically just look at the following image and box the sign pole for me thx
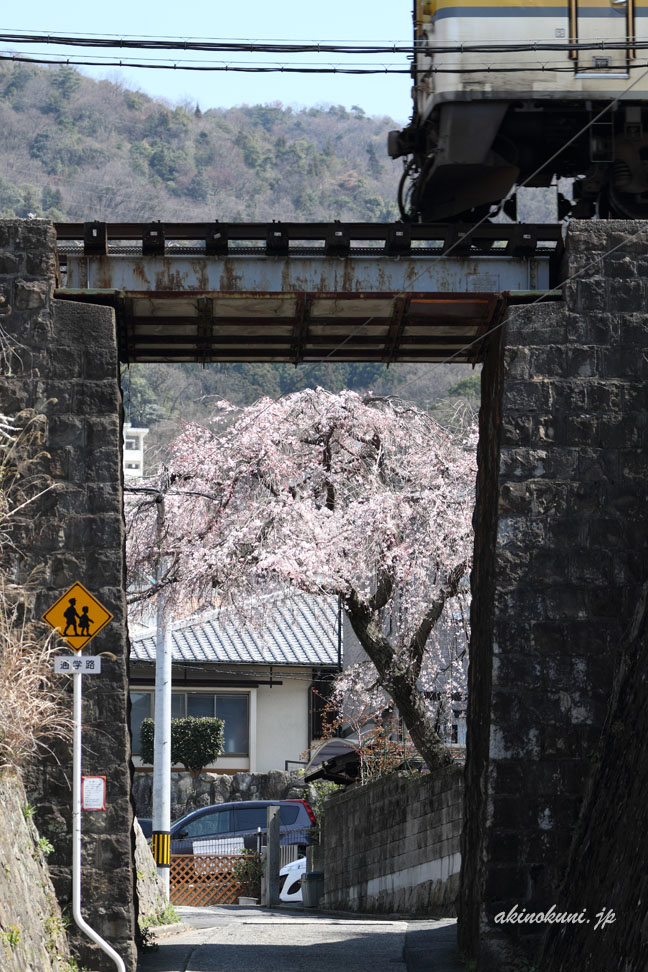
[72,663,126,972]
[44,582,121,968]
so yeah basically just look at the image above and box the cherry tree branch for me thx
[408,559,468,680]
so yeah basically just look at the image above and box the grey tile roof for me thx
[129,592,339,667]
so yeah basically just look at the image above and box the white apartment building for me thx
[123,423,149,480]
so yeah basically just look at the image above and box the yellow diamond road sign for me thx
[42,582,113,653]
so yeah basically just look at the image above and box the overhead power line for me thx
[4,51,647,76]
[0,53,409,74]
[2,29,648,56]
[0,31,415,54]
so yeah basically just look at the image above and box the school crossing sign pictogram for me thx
[42,582,113,652]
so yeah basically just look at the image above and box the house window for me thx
[215,695,249,754]
[309,670,335,743]
[125,437,138,450]
[187,693,214,719]
[130,690,152,754]
[130,690,250,757]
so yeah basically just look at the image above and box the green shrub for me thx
[232,850,263,899]
[140,716,224,776]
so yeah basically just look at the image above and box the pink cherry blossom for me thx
[126,389,476,769]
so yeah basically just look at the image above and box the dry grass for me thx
[0,597,72,769]
[0,411,72,769]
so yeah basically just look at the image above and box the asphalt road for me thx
[137,906,463,972]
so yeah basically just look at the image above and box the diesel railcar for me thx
[389,0,648,220]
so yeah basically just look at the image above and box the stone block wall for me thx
[0,220,136,972]
[539,580,648,972]
[132,768,310,821]
[322,765,463,915]
[133,818,170,928]
[460,221,648,970]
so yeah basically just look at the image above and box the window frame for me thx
[129,687,251,758]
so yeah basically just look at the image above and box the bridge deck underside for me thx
[55,288,506,363]
[54,222,561,364]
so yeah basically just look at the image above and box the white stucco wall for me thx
[255,674,310,773]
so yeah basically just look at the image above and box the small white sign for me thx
[82,776,106,810]
[55,656,102,674]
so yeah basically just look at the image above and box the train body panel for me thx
[391,0,648,219]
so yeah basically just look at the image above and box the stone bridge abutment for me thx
[462,221,648,970]
[0,219,646,971]
[0,220,135,972]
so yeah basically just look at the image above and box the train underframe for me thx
[390,100,648,222]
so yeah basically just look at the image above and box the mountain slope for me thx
[0,61,478,448]
[0,61,401,222]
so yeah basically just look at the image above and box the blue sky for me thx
[0,1,412,122]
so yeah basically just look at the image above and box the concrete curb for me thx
[270,902,454,922]
[146,921,191,939]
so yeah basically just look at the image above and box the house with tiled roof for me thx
[128,592,341,776]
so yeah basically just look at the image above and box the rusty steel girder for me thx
[54,222,562,364]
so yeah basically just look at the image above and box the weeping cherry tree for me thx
[126,389,477,769]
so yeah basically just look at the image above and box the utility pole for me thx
[151,488,172,896]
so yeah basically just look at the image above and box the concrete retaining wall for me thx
[322,765,463,915]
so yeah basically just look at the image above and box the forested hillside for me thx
[0,60,479,451]
[122,361,480,463]
[0,61,401,222]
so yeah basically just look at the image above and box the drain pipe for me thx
[72,668,126,972]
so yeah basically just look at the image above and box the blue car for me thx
[137,817,153,839]
[170,799,316,856]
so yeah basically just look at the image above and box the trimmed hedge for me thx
[140,716,224,776]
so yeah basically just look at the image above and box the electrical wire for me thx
[420,40,648,54]
[0,53,409,74]
[0,49,408,67]
[0,30,416,53]
[0,27,414,42]
[4,48,648,75]
[8,51,648,74]
[4,28,648,56]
